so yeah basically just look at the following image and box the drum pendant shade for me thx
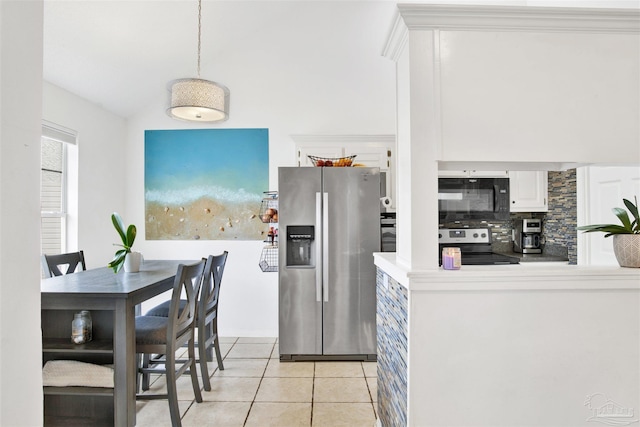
[168,78,229,122]
[167,0,229,123]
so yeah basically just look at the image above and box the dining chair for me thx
[42,250,87,278]
[135,260,206,427]
[142,252,228,391]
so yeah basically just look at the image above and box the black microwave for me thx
[438,178,510,221]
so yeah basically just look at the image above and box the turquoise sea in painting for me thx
[145,129,269,240]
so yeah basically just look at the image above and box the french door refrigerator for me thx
[278,166,380,361]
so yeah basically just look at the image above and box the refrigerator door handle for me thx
[315,192,323,302]
[322,192,329,302]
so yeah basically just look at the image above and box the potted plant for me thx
[577,196,639,268]
[108,212,140,273]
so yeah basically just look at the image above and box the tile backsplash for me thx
[545,169,577,263]
[439,169,577,264]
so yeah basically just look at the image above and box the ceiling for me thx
[43,0,638,120]
[43,0,401,119]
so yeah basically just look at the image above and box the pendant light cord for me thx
[197,0,202,78]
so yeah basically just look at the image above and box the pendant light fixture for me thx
[167,0,229,122]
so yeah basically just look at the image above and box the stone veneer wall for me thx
[376,268,408,427]
[545,169,577,264]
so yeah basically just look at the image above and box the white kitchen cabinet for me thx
[296,142,391,170]
[509,171,548,212]
[297,145,344,167]
[292,135,396,209]
[438,170,509,178]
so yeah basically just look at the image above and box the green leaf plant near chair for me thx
[108,212,141,273]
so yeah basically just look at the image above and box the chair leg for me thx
[188,337,203,402]
[141,353,151,391]
[213,317,224,371]
[136,353,142,393]
[198,323,212,392]
[165,351,182,427]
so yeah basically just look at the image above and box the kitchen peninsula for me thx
[375,254,640,427]
[377,4,640,427]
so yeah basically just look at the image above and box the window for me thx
[40,123,77,256]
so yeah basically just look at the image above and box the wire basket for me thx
[307,155,356,167]
[259,245,278,272]
[259,191,278,223]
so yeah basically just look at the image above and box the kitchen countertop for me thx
[497,251,569,263]
[373,252,640,291]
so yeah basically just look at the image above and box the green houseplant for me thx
[108,212,137,273]
[577,197,639,267]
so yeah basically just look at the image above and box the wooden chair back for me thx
[199,251,228,325]
[168,261,206,349]
[42,251,86,278]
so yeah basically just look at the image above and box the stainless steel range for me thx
[438,227,520,265]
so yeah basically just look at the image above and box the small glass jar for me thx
[80,310,92,342]
[71,311,92,344]
[442,247,461,270]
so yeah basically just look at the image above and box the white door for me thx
[579,165,640,265]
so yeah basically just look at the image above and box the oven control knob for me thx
[438,233,442,239]
[473,233,478,238]
[481,233,487,238]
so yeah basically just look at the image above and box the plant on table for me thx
[108,212,137,273]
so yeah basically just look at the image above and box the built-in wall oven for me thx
[438,178,510,221]
[381,212,396,252]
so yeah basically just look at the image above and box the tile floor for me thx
[136,337,378,427]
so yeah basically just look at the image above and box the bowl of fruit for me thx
[308,155,356,167]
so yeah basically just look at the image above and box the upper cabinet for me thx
[292,135,396,209]
[384,5,640,165]
[438,170,509,178]
[509,171,548,212]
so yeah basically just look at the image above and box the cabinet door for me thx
[470,170,509,178]
[509,171,548,212]
[293,137,395,209]
[345,146,394,208]
[297,146,344,167]
[437,170,509,178]
[344,146,390,170]
[438,170,469,177]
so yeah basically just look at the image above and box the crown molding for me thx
[395,4,640,34]
[382,10,409,62]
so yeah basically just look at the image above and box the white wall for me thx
[42,82,127,268]
[123,1,397,337]
[385,4,640,270]
[0,2,44,425]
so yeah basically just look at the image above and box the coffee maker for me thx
[513,219,542,254]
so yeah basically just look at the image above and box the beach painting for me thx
[145,128,269,240]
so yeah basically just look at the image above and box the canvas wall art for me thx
[145,128,269,240]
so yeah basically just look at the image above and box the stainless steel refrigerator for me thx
[278,166,380,361]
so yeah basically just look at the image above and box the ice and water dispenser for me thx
[286,225,314,267]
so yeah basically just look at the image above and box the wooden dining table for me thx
[41,259,194,427]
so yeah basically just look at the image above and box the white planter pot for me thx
[613,235,640,268]
[124,251,142,273]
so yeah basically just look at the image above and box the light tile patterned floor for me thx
[136,337,378,427]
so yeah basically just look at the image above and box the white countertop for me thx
[374,252,640,291]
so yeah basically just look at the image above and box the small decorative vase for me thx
[124,251,142,273]
[612,235,640,268]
